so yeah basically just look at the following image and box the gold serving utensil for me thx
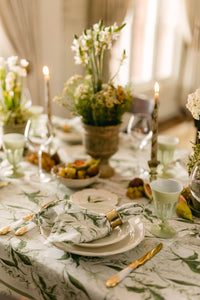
[0,181,10,189]
[0,200,54,235]
[106,243,163,288]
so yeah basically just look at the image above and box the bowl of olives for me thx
[51,158,100,189]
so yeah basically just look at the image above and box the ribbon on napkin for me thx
[0,199,143,245]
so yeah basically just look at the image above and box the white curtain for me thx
[87,0,130,82]
[87,0,130,26]
[181,0,200,109]
[0,0,43,105]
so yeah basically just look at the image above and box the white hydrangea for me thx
[186,88,200,120]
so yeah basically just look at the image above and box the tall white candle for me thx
[150,81,159,162]
[43,66,51,125]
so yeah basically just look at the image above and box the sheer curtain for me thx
[87,0,130,81]
[181,0,200,109]
[0,0,43,105]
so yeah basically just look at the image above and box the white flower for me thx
[186,88,200,120]
[7,56,18,69]
[5,72,16,91]
[20,59,29,67]
[18,66,27,77]
[66,75,83,86]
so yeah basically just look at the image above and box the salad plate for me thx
[53,116,83,144]
[77,221,130,248]
[70,188,119,213]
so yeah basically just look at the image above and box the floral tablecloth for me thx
[0,134,200,300]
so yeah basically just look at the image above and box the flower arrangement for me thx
[186,88,200,175]
[54,20,132,126]
[0,56,32,125]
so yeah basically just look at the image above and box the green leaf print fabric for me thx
[33,199,143,244]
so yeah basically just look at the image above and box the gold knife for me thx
[106,243,163,288]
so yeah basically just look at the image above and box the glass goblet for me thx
[2,133,26,178]
[150,179,183,238]
[25,119,53,183]
[189,163,200,210]
[127,113,152,150]
[158,135,179,178]
[127,113,152,175]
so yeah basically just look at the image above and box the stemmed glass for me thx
[157,135,179,178]
[127,113,152,150]
[150,179,183,238]
[189,163,200,210]
[127,113,152,174]
[25,118,53,182]
[2,133,26,178]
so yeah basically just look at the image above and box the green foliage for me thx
[187,142,200,175]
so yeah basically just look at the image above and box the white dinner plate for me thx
[77,221,130,248]
[70,188,119,213]
[42,217,144,257]
[54,128,82,144]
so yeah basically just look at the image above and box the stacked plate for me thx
[42,189,145,256]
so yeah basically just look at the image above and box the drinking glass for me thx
[25,118,53,183]
[158,135,179,178]
[28,105,44,135]
[127,113,152,175]
[2,133,26,178]
[189,163,200,210]
[127,113,152,150]
[150,179,183,238]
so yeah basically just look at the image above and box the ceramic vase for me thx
[82,123,120,178]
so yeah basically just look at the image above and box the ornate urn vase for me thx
[82,123,120,178]
[2,122,27,135]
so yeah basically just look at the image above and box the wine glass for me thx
[150,179,183,238]
[2,133,26,178]
[127,113,152,175]
[158,135,179,178]
[189,163,200,210]
[25,118,53,182]
[127,113,152,150]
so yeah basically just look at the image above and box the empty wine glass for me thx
[127,113,152,150]
[150,179,183,238]
[25,118,53,182]
[2,133,26,178]
[127,113,152,175]
[189,163,200,210]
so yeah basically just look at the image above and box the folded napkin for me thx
[32,199,144,245]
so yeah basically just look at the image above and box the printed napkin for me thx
[33,199,144,245]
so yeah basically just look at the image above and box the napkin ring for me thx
[106,209,122,228]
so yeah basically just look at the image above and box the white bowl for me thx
[51,164,99,189]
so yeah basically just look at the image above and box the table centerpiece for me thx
[186,88,200,212]
[0,56,32,134]
[54,20,132,178]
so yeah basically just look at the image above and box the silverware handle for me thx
[106,263,138,288]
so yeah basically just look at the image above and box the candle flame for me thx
[43,66,49,77]
[154,81,159,94]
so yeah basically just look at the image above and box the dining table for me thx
[0,119,200,300]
